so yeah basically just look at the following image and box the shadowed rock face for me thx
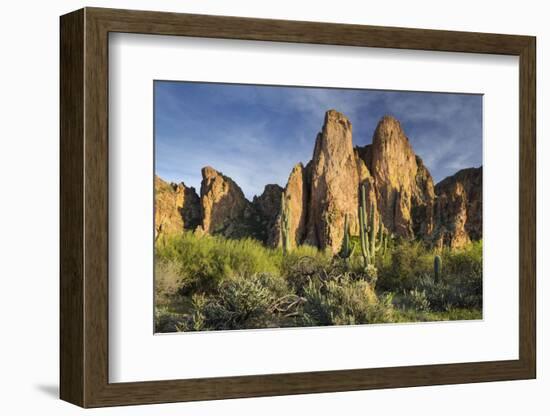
[412,155,436,239]
[154,175,201,240]
[155,111,481,251]
[252,184,284,245]
[433,167,482,248]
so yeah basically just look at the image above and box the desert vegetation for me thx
[154,229,482,332]
[154,109,483,332]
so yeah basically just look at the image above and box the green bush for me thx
[301,275,394,326]
[395,288,430,312]
[154,307,185,333]
[155,259,185,307]
[178,273,299,331]
[377,241,433,291]
[154,232,482,331]
[156,232,282,295]
[376,240,482,311]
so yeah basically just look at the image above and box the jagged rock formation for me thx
[270,163,309,248]
[432,167,482,248]
[354,148,379,231]
[154,175,200,240]
[305,110,360,252]
[198,166,251,238]
[285,163,309,247]
[360,116,433,239]
[412,155,436,239]
[154,111,482,251]
[252,184,283,244]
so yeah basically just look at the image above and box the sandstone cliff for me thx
[155,111,482,251]
[432,167,482,248]
[199,166,251,238]
[305,110,360,252]
[154,175,200,240]
[361,116,436,240]
[269,163,309,248]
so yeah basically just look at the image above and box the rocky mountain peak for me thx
[369,115,423,238]
[201,165,220,181]
[155,111,481,252]
[306,110,360,252]
[199,166,249,236]
[276,162,309,248]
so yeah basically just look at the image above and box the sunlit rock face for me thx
[154,175,200,240]
[155,111,482,251]
[369,116,424,238]
[432,167,482,249]
[199,166,250,237]
[268,163,309,248]
[304,110,361,253]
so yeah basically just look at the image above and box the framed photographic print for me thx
[60,7,536,408]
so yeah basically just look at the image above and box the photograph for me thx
[153,81,483,333]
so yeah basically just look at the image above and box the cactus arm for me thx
[368,202,376,258]
[339,213,355,261]
[359,185,371,267]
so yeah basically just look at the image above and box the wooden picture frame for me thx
[60,7,536,408]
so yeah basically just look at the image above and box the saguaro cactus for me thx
[359,184,386,269]
[434,255,442,283]
[280,193,291,254]
[339,213,355,262]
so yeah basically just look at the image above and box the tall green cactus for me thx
[434,255,442,283]
[359,184,386,269]
[339,213,355,262]
[280,193,291,254]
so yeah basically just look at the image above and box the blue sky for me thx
[155,81,482,200]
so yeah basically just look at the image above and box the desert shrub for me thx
[428,277,481,311]
[426,241,483,310]
[395,288,431,312]
[301,275,394,326]
[283,241,354,284]
[377,241,433,291]
[377,240,482,311]
[155,231,482,331]
[178,273,299,331]
[443,240,482,275]
[156,232,283,295]
[154,307,185,333]
[202,274,274,329]
[284,256,335,295]
[155,259,185,307]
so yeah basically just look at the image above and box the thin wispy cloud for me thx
[155,81,482,200]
